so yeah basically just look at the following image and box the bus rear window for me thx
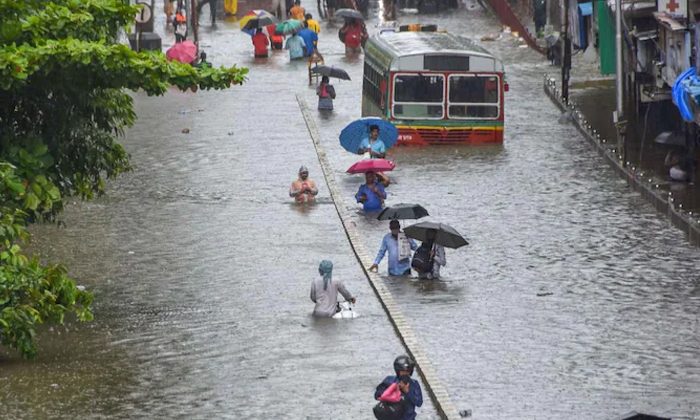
[449,75,499,103]
[394,75,444,103]
[448,75,500,120]
[393,74,445,119]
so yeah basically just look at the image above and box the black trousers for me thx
[196,0,217,23]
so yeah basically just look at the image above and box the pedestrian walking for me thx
[173,1,188,43]
[305,13,321,33]
[266,24,284,50]
[310,260,356,317]
[339,19,367,54]
[297,23,318,56]
[285,32,306,60]
[252,28,270,57]
[374,356,423,420]
[289,0,306,20]
[355,172,387,212]
[196,0,217,24]
[412,230,446,280]
[370,220,417,276]
[317,76,336,110]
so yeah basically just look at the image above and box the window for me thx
[447,74,500,120]
[363,62,384,109]
[392,74,444,119]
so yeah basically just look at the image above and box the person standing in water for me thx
[370,220,417,276]
[252,28,269,58]
[414,230,446,280]
[285,32,306,60]
[355,171,386,212]
[310,260,356,317]
[317,76,336,110]
[289,166,318,203]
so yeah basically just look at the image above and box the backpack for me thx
[373,401,405,420]
[411,244,433,273]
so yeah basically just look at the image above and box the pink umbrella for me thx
[346,159,395,174]
[166,41,198,63]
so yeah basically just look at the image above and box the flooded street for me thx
[2,1,700,419]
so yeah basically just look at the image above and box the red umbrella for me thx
[346,159,395,174]
[166,41,198,63]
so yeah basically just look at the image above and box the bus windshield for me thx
[393,74,444,119]
[448,75,500,119]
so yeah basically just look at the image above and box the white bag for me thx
[398,232,412,260]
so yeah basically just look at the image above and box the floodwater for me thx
[2,1,700,419]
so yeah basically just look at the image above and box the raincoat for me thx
[289,166,318,203]
[374,376,423,420]
[310,261,353,317]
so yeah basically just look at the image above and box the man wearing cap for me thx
[370,220,417,276]
[290,166,318,203]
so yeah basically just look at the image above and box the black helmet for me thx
[393,355,415,376]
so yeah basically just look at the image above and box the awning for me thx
[653,11,688,31]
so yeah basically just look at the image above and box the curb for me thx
[543,76,700,246]
[296,95,463,420]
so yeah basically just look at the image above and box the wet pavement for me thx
[2,1,700,419]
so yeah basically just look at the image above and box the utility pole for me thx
[561,0,571,103]
[614,0,626,164]
[191,0,199,45]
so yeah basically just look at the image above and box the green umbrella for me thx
[275,19,303,36]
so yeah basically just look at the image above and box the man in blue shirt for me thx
[296,23,318,56]
[358,124,387,158]
[355,171,386,212]
[375,355,423,420]
[370,220,417,276]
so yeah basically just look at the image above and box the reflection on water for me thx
[3,1,700,420]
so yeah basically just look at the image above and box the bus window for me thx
[393,74,444,119]
[448,75,499,119]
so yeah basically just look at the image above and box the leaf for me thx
[24,192,41,211]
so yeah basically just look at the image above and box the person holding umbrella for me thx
[358,124,386,158]
[339,18,366,54]
[252,28,270,58]
[412,230,446,280]
[355,172,386,212]
[317,76,336,110]
[370,220,418,276]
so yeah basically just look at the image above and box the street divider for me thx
[297,95,463,420]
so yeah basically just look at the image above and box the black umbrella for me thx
[335,8,364,21]
[242,15,279,32]
[310,65,351,81]
[377,204,429,220]
[404,222,469,249]
[654,131,686,148]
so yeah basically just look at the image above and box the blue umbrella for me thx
[339,118,398,154]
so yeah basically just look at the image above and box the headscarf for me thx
[299,165,309,180]
[318,260,333,290]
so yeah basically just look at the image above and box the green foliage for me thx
[0,0,248,358]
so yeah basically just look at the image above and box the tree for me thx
[0,0,248,358]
